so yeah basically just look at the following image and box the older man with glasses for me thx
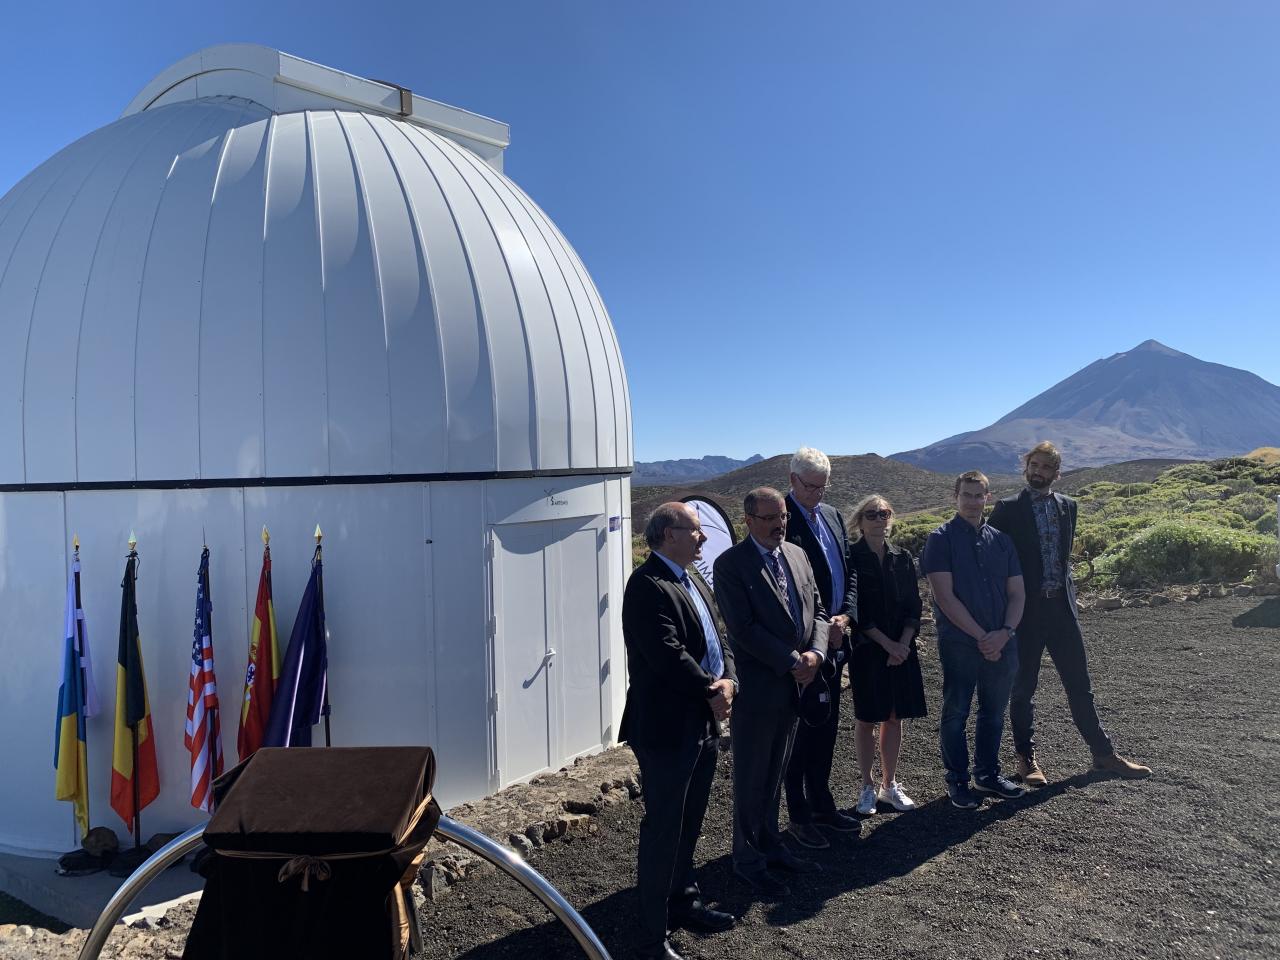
[623,502,739,960]
[782,447,861,849]
[714,487,829,898]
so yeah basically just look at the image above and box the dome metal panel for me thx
[0,81,630,487]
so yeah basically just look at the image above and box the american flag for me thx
[184,547,224,812]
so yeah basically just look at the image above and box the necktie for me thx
[766,551,804,640]
[681,573,724,679]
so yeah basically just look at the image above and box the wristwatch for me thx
[1003,625,1018,641]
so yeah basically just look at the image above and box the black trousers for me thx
[783,659,842,823]
[1010,592,1113,760]
[631,735,718,949]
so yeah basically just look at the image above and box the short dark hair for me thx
[1023,440,1062,471]
[744,486,784,516]
[644,503,687,549]
[954,470,990,496]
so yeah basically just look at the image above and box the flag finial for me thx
[262,525,270,546]
[128,531,137,552]
[314,524,323,544]
[73,534,79,550]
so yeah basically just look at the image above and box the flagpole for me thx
[315,525,332,748]
[73,535,89,844]
[127,533,142,851]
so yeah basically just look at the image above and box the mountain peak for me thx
[889,342,1280,474]
[1126,339,1187,358]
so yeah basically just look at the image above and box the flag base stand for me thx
[55,848,111,877]
[106,846,153,878]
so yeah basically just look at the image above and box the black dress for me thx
[848,538,927,722]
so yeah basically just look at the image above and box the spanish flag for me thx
[110,551,159,828]
[237,538,279,760]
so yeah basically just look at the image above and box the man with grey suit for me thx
[714,487,829,898]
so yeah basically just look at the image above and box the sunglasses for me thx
[862,509,893,521]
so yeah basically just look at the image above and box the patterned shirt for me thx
[1029,489,1064,592]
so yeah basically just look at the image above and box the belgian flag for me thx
[110,551,159,829]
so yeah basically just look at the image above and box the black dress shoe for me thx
[670,900,734,933]
[733,867,791,898]
[767,848,822,874]
[788,822,830,849]
[636,938,685,960]
[812,810,862,834]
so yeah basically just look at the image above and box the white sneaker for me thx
[855,783,878,816]
[878,780,917,812]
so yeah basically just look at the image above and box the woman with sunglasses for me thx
[847,494,927,815]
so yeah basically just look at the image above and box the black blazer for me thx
[620,552,738,748]
[784,494,854,618]
[988,489,1079,619]
[847,538,922,644]
[713,537,828,689]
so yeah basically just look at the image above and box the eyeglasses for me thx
[747,512,790,523]
[793,475,828,493]
[862,509,893,521]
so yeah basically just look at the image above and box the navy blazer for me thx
[988,488,1079,619]
[620,552,738,748]
[784,493,854,618]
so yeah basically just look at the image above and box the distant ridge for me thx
[632,453,764,487]
[891,340,1280,474]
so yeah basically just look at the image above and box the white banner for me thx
[682,496,738,589]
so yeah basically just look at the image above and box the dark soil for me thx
[415,597,1280,960]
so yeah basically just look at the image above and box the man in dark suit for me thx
[782,447,861,848]
[988,441,1151,785]
[714,487,828,899]
[622,502,739,960]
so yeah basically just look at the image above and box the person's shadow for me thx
[436,771,1104,957]
[1232,597,1280,628]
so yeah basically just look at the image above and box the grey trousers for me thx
[730,679,798,874]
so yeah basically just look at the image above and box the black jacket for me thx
[620,553,738,748]
[784,494,854,618]
[988,488,1079,620]
[847,538,922,644]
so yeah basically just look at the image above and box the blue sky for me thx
[3,2,1277,462]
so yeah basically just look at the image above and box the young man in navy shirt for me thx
[922,470,1027,809]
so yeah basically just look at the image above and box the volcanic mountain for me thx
[890,340,1280,475]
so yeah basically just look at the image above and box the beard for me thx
[1026,473,1052,490]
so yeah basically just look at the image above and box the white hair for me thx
[790,446,830,478]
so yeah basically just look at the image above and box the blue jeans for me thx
[938,636,1019,785]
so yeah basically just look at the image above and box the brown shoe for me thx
[1016,753,1048,787]
[1092,752,1151,779]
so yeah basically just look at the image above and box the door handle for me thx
[543,648,557,667]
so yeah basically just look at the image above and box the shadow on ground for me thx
[444,771,1104,957]
[1231,597,1280,628]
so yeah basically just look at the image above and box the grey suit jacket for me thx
[713,537,829,681]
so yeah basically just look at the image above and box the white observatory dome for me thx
[0,44,631,487]
[0,46,634,871]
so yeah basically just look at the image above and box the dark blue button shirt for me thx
[920,514,1022,644]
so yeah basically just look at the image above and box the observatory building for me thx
[0,45,632,856]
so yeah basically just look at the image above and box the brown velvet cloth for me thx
[183,747,441,960]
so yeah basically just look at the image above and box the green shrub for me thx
[1226,492,1272,523]
[1256,512,1278,536]
[1102,520,1275,587]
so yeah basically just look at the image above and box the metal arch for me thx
[77,816,612,960]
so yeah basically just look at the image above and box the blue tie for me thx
[681,572,724,679]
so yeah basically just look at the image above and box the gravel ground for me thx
[414,597,1280,960]
[4,596,1276,959]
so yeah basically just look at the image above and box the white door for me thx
[491,516,606,784]
[493,521,554,784]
